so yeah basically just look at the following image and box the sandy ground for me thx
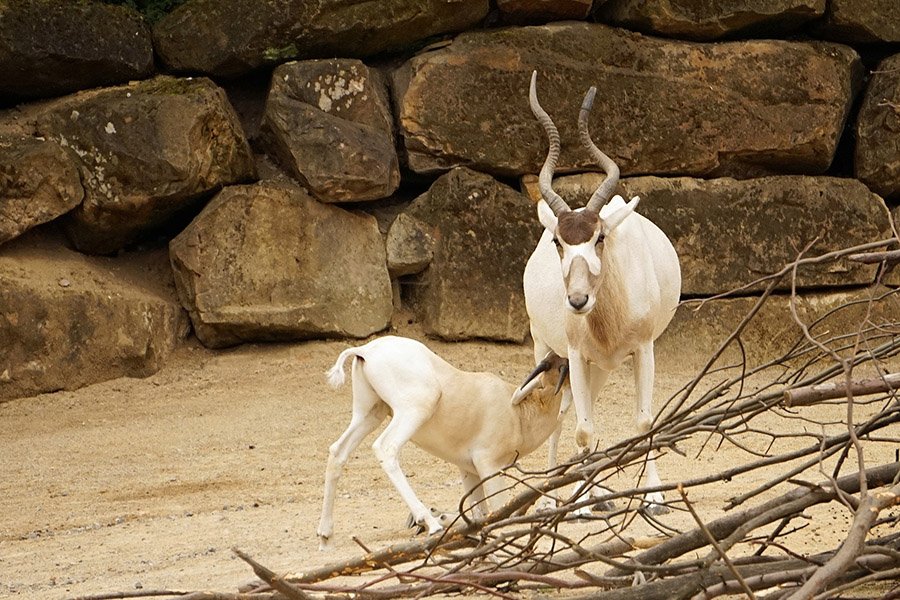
[1,325,898,600]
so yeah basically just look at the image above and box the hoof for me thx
[437,511,457,528]
[591,499,616,512]
[317,535,331,551]
[642,502,670,516]
[642,492,669,516]
[535,496,557,513]
[573,505,593,519]
[410,522,444,536]
[406,508,445,536]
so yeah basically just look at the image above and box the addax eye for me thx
[552,237,561,248]
[595,233,606,246]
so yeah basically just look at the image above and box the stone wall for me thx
[0,0,898,401]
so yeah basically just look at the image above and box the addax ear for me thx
[601,195,639,235]
[537,200,558,232]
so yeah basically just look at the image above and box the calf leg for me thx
[471,456,513,517]
[535,390,570,512]
[317,402,389,549]
[372,408,444,535]
[460,469,488,519]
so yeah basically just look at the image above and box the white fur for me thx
[317,336,567,549]
[524,194,681,511]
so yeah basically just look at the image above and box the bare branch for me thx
[783,372,900,407]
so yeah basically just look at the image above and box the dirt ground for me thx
[1,324,898,600]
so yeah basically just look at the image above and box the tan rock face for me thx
[397,167,539,342]
[549,174,893,295]
[660,287,900,365]
[169,183,392,348]
[0,0,153,101]
[261,60,399,203]
[0,136,83,246]
[855,53,900,201]
[153,0,489,77]
[0,232,189,402]
[393,23,861,179]
[497,0,592,24]
[386,213,435,278]
[24,76,256,255]
[596,0,825,40]
[819,0,900,42]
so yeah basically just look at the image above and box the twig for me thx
[847,249,900,264]
[68,593,191,600]
[677,484,756,599]
[783,482,900,600]
[619,463,900,575]
[232,548,311,600]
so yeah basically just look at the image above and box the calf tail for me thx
[326,347,361,389]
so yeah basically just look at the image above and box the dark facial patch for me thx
[557,211,600,245]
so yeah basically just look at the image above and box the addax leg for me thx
[585,365,614,513]
[567,348,595,450]
[634,342,667,515]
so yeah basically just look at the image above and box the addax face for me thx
[551,209,605,314]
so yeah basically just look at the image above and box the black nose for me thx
[568,294,588,310]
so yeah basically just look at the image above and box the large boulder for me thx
[817,0,900,43]
[153,0,489,78]
[169,182,392,348]
[595,0,824,41]
[0,0,154,102]
[386,213,435,278]
[260,59,399,203]
[393,23,861,178]
[0,136,83,246]
[0,231,189,402]
[855,53,900,201]
[660,287,900,365]
[394,167,539,341]
[16,76,256,255]
[889,205,900,289]
[542,174,892,295]
[497,0,592,24]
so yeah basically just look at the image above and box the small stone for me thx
[58,278,71,287]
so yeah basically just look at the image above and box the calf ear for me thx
[511,357,552,405]
[511,376,542,405]
[601,196,639,235]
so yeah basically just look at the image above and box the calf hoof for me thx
[437,511,457,528]
[406,508,445,536]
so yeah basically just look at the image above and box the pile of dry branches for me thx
[77,239,900,600]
